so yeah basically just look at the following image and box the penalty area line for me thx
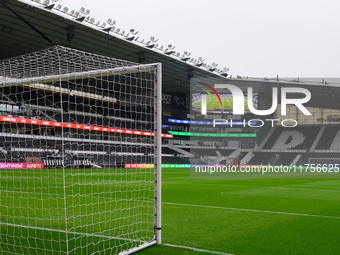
[0,222,142,243]
[0,222,233,255]
[163,243,233,255]
[163,202,340,220]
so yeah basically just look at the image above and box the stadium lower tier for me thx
[0,134,155,167]
[261,125,340,151]
[247,152,298,165]
[0,133,195,167]
[2,129,340,168]
[247,152,340,166]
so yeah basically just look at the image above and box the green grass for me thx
[1,168,340,254]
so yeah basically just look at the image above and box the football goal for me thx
[0,46,162,254]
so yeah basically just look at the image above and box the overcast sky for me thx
[60,0,340,78]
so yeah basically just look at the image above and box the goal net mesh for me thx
[0,46,159,254]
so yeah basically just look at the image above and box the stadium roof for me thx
[1,0,340,104]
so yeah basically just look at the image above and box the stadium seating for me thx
[162,156,190,164]
[178,147,235,157]
[315,125,340,150]
[296,152,340,165]
[247,152,298,165]
[0,135,155,166]
[262,126,321,151]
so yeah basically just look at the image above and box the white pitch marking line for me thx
[2,190,340,219]
[0,222,233,255]
[220,186,340,193]
[0,222,142,242]
[167,181,340,192]
[163,243,234,255]
[163,202,340,219]
[267,186,340,193]
[3,190,340,219]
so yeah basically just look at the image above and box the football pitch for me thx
[1,168,340,254]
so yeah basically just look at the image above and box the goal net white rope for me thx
[0,46,162,254]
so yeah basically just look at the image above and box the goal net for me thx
[0,46,162,254]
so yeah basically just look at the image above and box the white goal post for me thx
[0,46,162,254]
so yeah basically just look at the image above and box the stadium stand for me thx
[162,156,190,164]
[315,125,340,150]
[262,126,321,151]
[296,152,340,165]
[247,152,298,165]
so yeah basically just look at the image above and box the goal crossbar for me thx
[0,64,157,86]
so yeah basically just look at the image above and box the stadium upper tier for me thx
[0,85,173,138]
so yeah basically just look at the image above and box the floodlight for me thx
[195,57,205,67]
[220,67,229,77]
[103,19,116,32]
[43,0,55,9]
[107,19,116,26]
[165,45,175,55]
[219,67,229,77]
[76,16,86,22]
[146,37,158,48]
[126,29,138,41]
[209,63,218,72]
[181,51,191,61]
